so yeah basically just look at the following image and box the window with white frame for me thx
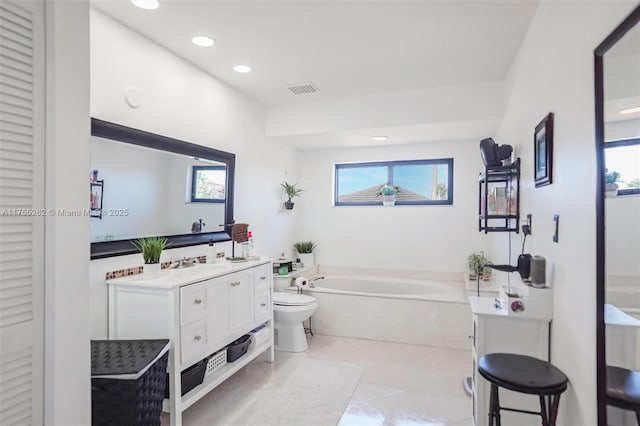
[334,158,454,206]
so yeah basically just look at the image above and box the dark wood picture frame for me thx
[534,112,554,188]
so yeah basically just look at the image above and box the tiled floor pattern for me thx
[163,335,473,426]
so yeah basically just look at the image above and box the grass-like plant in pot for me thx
[132,236,168,278]
[468,251,490,281]
[281,181,303,210]
[294,240,316,267]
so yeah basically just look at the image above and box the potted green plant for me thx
[293,240,316,267]
[281,181,303,210]
[378,184,399,206]
[605,169,621,197]
[132,236,168,278]
[468,251,491,281]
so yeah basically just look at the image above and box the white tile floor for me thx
[163,335,473,426]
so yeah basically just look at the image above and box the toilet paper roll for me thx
[294,277,308,288]
[530,256,546,287]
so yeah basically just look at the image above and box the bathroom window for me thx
[191,166,226,202]
[604,139,640,195]
[334,158,454,206]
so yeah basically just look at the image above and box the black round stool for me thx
[478,353,569,426]
[607,365,640,424]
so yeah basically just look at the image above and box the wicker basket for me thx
[206,349,227,377]
[91,339,170,426]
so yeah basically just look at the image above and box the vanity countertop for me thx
[107,257,272,289]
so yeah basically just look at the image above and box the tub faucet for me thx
[308,276,325,288]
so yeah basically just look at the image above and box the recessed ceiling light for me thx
[371,136,389,141]
[619,106,640,115]
[192,35,215,47]
[131,0,159,10]
[233,65,252,73]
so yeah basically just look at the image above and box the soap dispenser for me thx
[207,240,216,264]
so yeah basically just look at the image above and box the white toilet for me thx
[273,292,317,352]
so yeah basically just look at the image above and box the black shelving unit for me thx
[478,158,520,233]
[90,180,104,219]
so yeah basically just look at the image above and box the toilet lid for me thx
[273,292,316,306]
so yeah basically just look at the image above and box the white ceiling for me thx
[92,0,539,108]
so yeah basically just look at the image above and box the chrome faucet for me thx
[191,218,206,233]
[308,276,325,288]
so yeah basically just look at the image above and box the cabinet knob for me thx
[230,281,240,287]
[260,303,266,307]
[194,335,202,341]
[260,276,266,280]
[468,335,474,339]
[194,299,202,305]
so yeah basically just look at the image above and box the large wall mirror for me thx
[90,118,235,259]
[595,5,640,425]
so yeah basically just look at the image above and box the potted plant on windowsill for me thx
[281,181,303,210]
[378,184,399,206]
[132,236,168,278]
[294,241,316,267]
[605,169,621,197]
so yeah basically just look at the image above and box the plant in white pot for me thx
[281,181,303,210]
[605,169,621,197]
[132,236,168,278]
[377,184,399,206]
[294,241,316,267]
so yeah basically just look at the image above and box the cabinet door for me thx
[230,270,254,333]
[253,264,272,323]
[207,277,233,351]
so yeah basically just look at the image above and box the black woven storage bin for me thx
[91,339,170,426]
[227,335,251,362]
[164,359,207,398]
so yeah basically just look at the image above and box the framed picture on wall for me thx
[534,112,554,188]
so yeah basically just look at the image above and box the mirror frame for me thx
[594,5,640,425]
[90,118,235,259]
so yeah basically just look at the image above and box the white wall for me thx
[89,8,298,338]
[488,1,638,424]
[90,137,171,241]
[44,0,91,424]
[606,196,640,277]
[295,140,484,273]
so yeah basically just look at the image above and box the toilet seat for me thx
[273,292,316,306]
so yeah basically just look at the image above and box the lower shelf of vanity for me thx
[163,340,272,413]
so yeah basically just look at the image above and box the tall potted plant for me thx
[294,241,316,267]
[132,236,168,278]
[281,181,303,210]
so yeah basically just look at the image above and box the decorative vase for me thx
[382,194,395,206]
[299,252,314,267]
[144,262,161,278]
[284,201,295,210]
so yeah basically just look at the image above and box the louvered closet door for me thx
[0,1,44,425]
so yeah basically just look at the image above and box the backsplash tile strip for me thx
[105,255,220,280]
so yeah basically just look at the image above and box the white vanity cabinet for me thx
[108,259,274,426]
[469,293,552,426]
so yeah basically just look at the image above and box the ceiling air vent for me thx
[287,82,319,95]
